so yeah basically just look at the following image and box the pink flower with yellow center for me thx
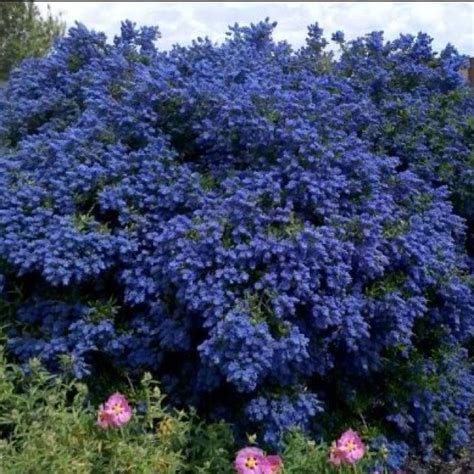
[234,447,265,473]
[96,392,132,428]
[329,429,365,465]
[234,448,283,474]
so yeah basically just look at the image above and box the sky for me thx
[38,2,474,55]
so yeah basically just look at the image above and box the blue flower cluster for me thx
[334,31,474,229]
[1,20,473,464]
[245,392,323,447]
[370,435,409,472]
[384,348,474,461]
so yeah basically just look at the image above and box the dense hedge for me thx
[0,20,473,469]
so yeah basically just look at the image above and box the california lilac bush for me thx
[1,20,473,468]
[332,29,474,251]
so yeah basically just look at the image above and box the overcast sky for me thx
[38,2,473,54]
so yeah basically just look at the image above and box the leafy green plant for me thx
[0,343,234,473]
[0,347,392,473]
[0,1,65,80]
[281,430,388,474]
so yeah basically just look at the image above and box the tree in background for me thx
[0,1,64,81]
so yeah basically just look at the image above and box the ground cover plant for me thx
[0,346,392,473]
[0,19,473,471]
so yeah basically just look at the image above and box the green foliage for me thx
[265,212,305,239]
[246,291,289,338]
[0,346,390,473]
[382,219,409,238]
[0,354,187,473]
[0,338,235,473]
[364,271,407,298]
[0,1,65,80]
[281,430,388,474]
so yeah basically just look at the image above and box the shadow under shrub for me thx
[0,19,473,470]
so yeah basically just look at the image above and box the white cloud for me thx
[37,2,473,54]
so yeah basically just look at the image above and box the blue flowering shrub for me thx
[0,20,473,469]
[332,29,474,252]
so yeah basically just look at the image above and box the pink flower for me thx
[234,448,283,474]
[97,405,115,428]
[96,392,132,428]
[329,429,365,465]
[261,455,283,473]
[234,447,267,474]
[329,442,347,466]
